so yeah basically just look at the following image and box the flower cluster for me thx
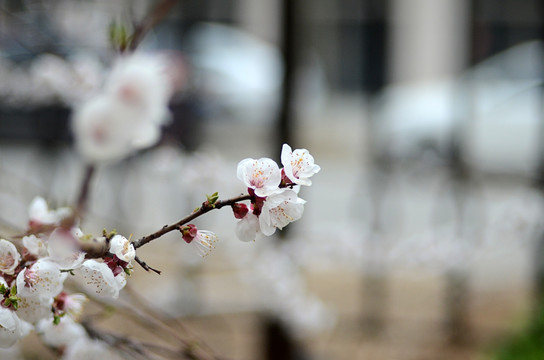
[72,53,177,163]
[0,143,320,350]
[234,144,320,242]
[0,198,135,349]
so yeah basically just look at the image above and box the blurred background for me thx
[1,0,544,359]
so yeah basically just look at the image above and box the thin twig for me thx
[82,316,219,360]
[134,255,162,274]
[132,194,252,250]
[82,319,162,360]
[76,165,96,216]
[127,0,180,51]
[122,283,220,357]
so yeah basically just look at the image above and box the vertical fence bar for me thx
[262,1,309,359]
[360,0,390,338]
[276,0,296,151]
[531,0,544,332]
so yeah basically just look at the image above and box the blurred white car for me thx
[373,40,544,176]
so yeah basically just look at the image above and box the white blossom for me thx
[16,259,66,299]
[74,260,124,298]
[29,54,79,105]
[259,190,306,236]
[28,197,72,227]
[0,343,22,360]
[280,144,320,186]
[114,272,126,291]
[47,229,85,269]
[0,308,24,348]
[0,240,20,275]
[108,235,135,263]
[16,295,53,324]
[22,235,48,258]
[63,293,88,320]
[190,231,220,257]
[72,94,161,162]
[237,158,281,197]
[235,213,264,242]
[63,337,122,360]
[72,53,174,163]
[37,316,86,348]
[104,53,173,126]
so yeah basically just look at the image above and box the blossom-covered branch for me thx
[0,143,320,352]
[0,0,323,349]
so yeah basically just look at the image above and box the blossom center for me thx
[0,254,15,270]
[23,269,38,288]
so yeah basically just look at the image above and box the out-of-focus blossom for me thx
[63,337,122,360]
[37,316,86,348]
[0,240,20,275]
[60,293,87,320]
[0,53,104,106]
[28,197,72,228]
[0,343,22,360]
[22,235,48,258]
[31,53,104,105]
[0,308,25,348]
[104,54,174,126]
[72,53,176,163]
[47,229,85,269]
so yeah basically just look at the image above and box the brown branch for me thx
[128,0,180,52]
[134,256,161,275]
[76,165,96,216]
[82,319,171,359]
[76,193,252,270]
[82,318,221,360]
[132,193,252,250]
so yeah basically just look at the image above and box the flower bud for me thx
[232,203,249,219]
[180,224,198,244]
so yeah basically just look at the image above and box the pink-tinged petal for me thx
[74,260,121,299]
[235,213,263,242]
[0,240,20,275]
[237,158,281,197]
[280,143,320,186]
[28,197,72,227]
[190,230,220,257]
[22,235,47,258]
[37,316,86,348]
[109,235,135,263]
[16,259,66,299]
[259,190,305,236]
[0,308,24,348]
[47,229,85,269]
[63,293,88,320]
[16,295,53,324]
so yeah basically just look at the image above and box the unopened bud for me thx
[232,203,249,219]
[180,224,198,243]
